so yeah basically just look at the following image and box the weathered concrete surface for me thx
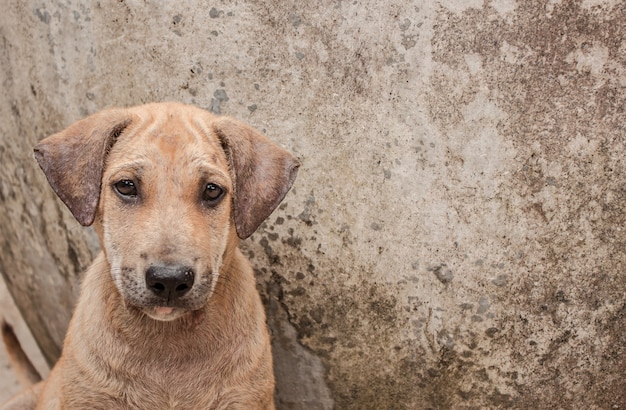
[1,0,625,408]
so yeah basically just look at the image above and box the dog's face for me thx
[100,113,235,321]
[34,103,299,322]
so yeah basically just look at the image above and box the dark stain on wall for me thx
[429,1,626,407]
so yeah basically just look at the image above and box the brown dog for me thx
[1,102,299,409]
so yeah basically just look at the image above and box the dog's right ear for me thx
[33,109,133,226]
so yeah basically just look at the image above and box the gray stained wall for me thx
[1,1,625,408]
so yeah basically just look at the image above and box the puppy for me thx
[1,102,299,409]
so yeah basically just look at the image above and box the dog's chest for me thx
[130,357,222,408]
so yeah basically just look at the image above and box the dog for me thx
[1,102,299,409]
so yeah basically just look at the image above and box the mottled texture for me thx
[0,0,624,408]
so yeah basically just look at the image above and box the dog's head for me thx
[34,102,299,321]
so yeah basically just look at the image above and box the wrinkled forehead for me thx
[104,107,230,180]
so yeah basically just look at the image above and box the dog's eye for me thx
[114,179,138,197]
[202,183,224,203]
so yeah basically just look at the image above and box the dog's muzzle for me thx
[145,264,195,301]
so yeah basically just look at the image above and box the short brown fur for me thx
[1,102,299,410]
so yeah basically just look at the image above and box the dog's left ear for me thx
[33,109,134,226]
[213,118,300,239]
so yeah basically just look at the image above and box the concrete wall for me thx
[1,0,624,408]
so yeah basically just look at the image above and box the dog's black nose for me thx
[145,264,195,300]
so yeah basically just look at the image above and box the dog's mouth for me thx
[144,306,188,322]
[133,292,213,322]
